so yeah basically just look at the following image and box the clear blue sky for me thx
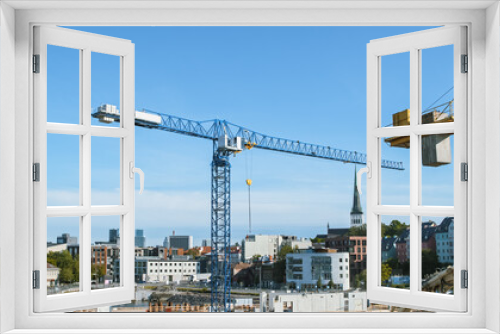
[46,26,454,247]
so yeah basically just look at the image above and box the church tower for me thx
[350,166,364,227]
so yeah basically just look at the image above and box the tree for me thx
[355,270,367,289]
[73,258,80,282]
[92,264,106,283]
[59,267,74,283]
[349,224,367,236]
[310,237,325,243]
[277,245,293,261]
[328,279,334,290]
[381,263,392,284]
[47,250,79,284]
[381,220,408,238]
[317,277,323,290]
[422,249,440,277]
[272,245,294,284]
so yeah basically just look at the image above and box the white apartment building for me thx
[242,235,281,262]
[134,257,200,283]
[286,250,350,290]
[242,235,313,262]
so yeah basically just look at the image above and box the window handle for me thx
[129,162,145,194]
[356,162,371,195]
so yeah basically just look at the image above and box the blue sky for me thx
[46,26,454,247]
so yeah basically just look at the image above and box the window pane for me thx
[421,216,454,295]
[91,52,121,127]
[421,45,454,124]
[91,216,121,290]
[421,134,454,206]
[381,52,410,128]
[381,138,410,205]
[47,217,80,295]
[91,136,121,205]
[380,215,410,289]
[47,133,80,206]
[47,45,80,124]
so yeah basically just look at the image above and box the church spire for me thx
[351,166,363,215]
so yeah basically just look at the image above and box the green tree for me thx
[277,245,293,261]
[355,270,367,289]
[310,237,325,243]
[317,277,323,290]
[47,250,79,283]
[272,245,294,284]
[328,279,334,290]
[381,263,392,284]
[59,267,74,283]
[381,220,408,238]
[73,258,80,282]
[92,264,106,283]
[422,249,440,277]
[349,224,367,236]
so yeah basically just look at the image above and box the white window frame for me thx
[0,1,499,333]
[366,26,467,312]
[33,25,136,312]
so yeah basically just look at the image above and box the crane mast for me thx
[92,104,404,312]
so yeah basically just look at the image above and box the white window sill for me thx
[3,329,498,334]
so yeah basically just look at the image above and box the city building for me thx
[135,229,146,248]
[381,236,397,263]
[91,244,120,282]
[132,256,200,283]
[350,167,364,228]
[395,229,410,264]
[46,263,60,287]
[163,237,169,249]
[56,233,77,245]
[67,244,79,258]
[422,221,437,252]
[201,239,210,247]
[230,246,242,264]
[109,228,119,244]
[286,249,350,290]
[435,217,454,264]
[325,232,367,284]
[242,234,281,262]
[169,234,193,251]
[46,243,67,253]
[281,235,312,250]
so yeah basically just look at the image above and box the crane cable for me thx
[245,144,254,234]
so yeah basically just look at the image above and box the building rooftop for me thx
[436,217,454,233]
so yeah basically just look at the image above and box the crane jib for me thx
[91,105,404,171]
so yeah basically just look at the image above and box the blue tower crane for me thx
[92,104,404,313]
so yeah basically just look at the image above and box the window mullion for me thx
[409,47,420,294]
[81,48,92,294]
